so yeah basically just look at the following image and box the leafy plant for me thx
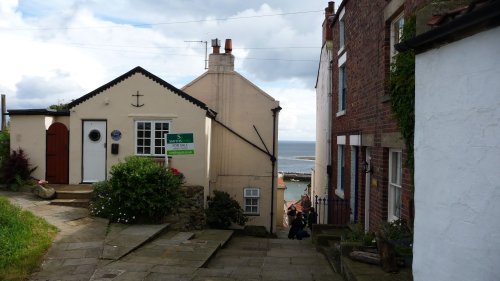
[89,156,183,223]
[389,16,416,178]
[0,131,9,166]
[1,148,37,189]
[205,190,248,229]
[48,102,69,111]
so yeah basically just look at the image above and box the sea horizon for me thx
[277,140,315,201]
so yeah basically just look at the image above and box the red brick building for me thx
[326,0,425,231]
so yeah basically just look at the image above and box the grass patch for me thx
[0,196,58,280]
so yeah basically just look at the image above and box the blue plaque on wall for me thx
[111,130,122,141]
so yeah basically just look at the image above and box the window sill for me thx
[338,46,345,56]
[335,189,344,199]
[336,110,346,117]
[244,213,260,217]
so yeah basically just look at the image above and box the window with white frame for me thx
[244,188,260,215]
[339,63,346,112]
[135,120,170,156]
[338,8,345,53]
[388,149,402,221]
[337,145,345,195]
[390,13,405,60]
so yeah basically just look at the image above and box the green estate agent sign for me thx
[166,133,195,155]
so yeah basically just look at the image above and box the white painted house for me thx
[313,2,334,216]
[397,1,500,280]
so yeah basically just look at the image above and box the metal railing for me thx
[314,195,350,225]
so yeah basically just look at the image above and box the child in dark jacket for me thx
[288,212,309,240]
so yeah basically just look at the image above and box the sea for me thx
[277,141,315,202]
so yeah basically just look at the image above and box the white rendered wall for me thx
[414,26,500,281]
[314,42,332,200]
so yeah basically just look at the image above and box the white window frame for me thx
[134,120,171,156]
[244,188,260,215]
[336,144,345,198]
[337,52,347,116]
[390,12,405,61]
[338,64,346,113]
[388,149,402,221]
[338,7,346,55]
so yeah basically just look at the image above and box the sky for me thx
[0,0,333,141]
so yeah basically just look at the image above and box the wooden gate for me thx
[46,122,69,184]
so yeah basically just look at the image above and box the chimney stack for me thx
[323,2,335,44]
[224,39,232,54]
[209,38,235,72]
[212,38,221,54]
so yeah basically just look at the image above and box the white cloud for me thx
[0,1,330,140]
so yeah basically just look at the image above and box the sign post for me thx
[166,133,195,156]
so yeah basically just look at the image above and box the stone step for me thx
[50,199,90,208]
[56,190,93,200]
[51,184,93,192]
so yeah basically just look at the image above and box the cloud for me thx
[14,73,84,108]
[0,1,330,140]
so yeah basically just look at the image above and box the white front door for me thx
[364,148,371,232]
[83,121,106,183]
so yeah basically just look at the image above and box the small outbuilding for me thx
[9,66,213,197]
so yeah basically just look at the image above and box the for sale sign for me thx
[166,133,194,155]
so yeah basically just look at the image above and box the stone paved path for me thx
[1,191,342,281]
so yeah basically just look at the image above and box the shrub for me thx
[89,156,183,223]
[205,190,248,229]
[1,148,37,188]
[0,131,9,166]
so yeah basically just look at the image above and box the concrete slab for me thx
[101,223,169,260]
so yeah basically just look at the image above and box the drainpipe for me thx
[270,106,282,234]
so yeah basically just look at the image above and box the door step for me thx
[56,190,93,200]
[50,199,90,208]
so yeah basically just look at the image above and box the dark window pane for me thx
[155,139,161,146]
[163,123,169,130]
[155,147,161,154]
[155,131,162,138]
[144,147,150,154]
[145,131,151,138]
[137,147,143,154]
[145,123,151,129]
[138,139,143,146]
[137,122,144,129]
[145,139,151,146]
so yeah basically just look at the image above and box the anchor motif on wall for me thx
[131,91,144,107]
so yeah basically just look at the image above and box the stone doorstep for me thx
[56,190,94,200]
[50,198,90,208]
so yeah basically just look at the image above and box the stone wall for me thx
[165,185,206,230]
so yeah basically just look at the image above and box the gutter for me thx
[270,106,282,234]
[395,0,500,53]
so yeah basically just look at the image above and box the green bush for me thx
[1,148,37,189]
[89,156,183,223]
[205,190,248,229]
[0,131,9,166]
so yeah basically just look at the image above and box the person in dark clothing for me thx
[307,207,318,230]
[288,212,310,240]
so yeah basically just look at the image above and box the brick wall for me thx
[328,0,425,230]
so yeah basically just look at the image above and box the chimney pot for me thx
[211,38,221,54]
[224,39,232,54]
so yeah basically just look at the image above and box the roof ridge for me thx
[68,66,209,111]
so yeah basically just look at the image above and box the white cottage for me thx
[9,39,281,233]
[9,67,213,200]
[396,1,500,280]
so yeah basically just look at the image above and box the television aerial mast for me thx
[184,40,208,69]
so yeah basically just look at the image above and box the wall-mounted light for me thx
[363,160,373,174]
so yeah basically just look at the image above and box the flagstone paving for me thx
[1,191,342,281]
